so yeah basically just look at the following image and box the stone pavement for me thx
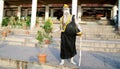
[0,43,120,69]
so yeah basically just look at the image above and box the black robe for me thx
[60,15,77,59]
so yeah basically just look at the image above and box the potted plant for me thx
[36,31,47,64]
[2,17,12,37]
[1,30,7,37]
[1,27,10,38]
[36,31,44,44]
[44,33,52,44]
[2,17,10,27]
[36,18,53,64]
[8,16,16,28]
[25,17,30,28]
[43,18,53,33]
[38,53,47,64]
[42,18,53,44]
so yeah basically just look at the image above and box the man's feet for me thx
[70,57,76,65]
[59,60,65,65]
[71,60,76,65]
[59,58,77,65]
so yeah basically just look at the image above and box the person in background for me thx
[113,11,118,31]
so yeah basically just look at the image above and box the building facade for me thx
[0,0,119,29]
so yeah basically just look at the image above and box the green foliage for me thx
[36,31,44,44]
[25,17,31,27]
[36,16,39,24]
[9,16,17,26]
[43,19,53,34]
[36,18,53,46]
[2,17,10,26]
[2,16,31,28]
[44,33,52,40]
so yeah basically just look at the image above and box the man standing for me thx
[114,11,118,31]
[59,4,82,65]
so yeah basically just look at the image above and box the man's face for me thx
[63,8,70,15]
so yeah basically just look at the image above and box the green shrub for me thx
[43,18,53,34]
[36,31,44,44]
[2,17,9,26]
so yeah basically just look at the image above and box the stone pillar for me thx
[45,5,49,20]
[3,9,5,17]
[17,5,22,19]
[0,0,4,27]
[25,9,28,17]
[111,9,113,19]
[112,5,118,18]
[30,0,37,30]
[50,9,54,17]
[78,5,82,23]
[118,0,120,30]
[72,0,78,18]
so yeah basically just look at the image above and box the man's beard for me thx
[63,11,70,23]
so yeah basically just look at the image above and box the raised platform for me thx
[0,44,120,69]
[0,44,79,69]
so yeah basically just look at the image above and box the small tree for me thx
[36,31,44,44]
[42,18,53,41]
[43,18,53,34]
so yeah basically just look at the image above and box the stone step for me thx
[6,35,38,43]
[81,25,114,29]
[0,58,17,69]
[82,43,120,49]
[27,63,79,69]
[3,28,37,37]
[76,39,120,52]
[0,66,15,69]
[2,35,38,47]
[53,24,115,31]
[52,38,120,52]
[82,34,120,40]
[52,33,120,40]
[2,41,36,47]
[8,24,119,41]
[52,24,120,40]
[81,26,115,32]
[4,36,120,53]
[81,47,120,52]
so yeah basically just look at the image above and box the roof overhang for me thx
[4,0,118,6]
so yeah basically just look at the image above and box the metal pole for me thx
[79,37,82,66]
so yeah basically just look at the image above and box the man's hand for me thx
[76,32,82,36]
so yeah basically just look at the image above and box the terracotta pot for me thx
[7,29,11,33]
[35,23,39,27]
[44,39,50,44]
[2,31,7,37]
[25,31,29,35]
[38,54,47,64]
